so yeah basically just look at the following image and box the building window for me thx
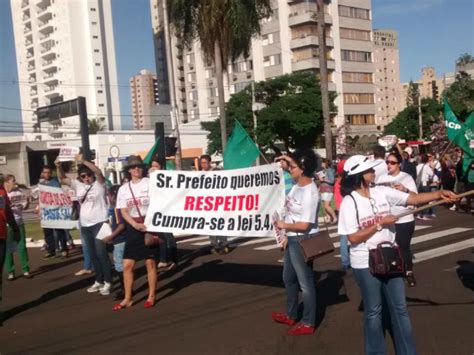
[96,76,102,80]
[98,104,104,107]
[263,54,281,67]
[338,5,370,20]
[205,68,216,79]
[95,63,101,66]
[343,93,374,104]
[341,50,371,62]
[187,72,196,82]
[342,72,373,83]
[91,21,97,25]
[93,35,98,39]
[340,28,371,41]
[90,8,96,11]
[94,49,100,53]
[208,87,218,97]
[262,32,279,46]
[346,114,375,125]
[186,54,194,64]
[234,82,250,93]
[188,91,197,100]
[98,90,103,94]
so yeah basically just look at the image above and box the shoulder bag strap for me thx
[348,193,360,230]
[128,182,144,221]
[80,183,94,204]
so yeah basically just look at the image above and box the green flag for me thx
[444,100,473,155]
[143,138,159,165]
[223,120,260,170]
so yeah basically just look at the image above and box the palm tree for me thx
[456,53,474,67]
[167,0,272,151]
[87,118,105,135]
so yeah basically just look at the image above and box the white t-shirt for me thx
[71,179,108,227]
[373,159,388,183]
[116,178,150,219]
[337,186,409,269]
[416,164,434,186]
[284,182,320,237]
[377,171,417,224]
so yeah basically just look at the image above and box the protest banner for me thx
[145,164,286,237]
[39,185,78,229]
[57,146,80,162]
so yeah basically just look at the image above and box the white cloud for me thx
[374,0,443,15]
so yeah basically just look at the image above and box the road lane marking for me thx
[414,239,474,263]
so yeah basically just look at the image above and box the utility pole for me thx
[316,0,333,160]
[163,0,182,169]
[77,96,91,161]
[418,94,423,140]
[251,81,259,166]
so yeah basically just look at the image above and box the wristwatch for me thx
[376,224,383,232]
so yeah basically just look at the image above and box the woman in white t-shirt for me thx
[272,149,320,336]
[416,154,435,219]
[377,151,418,287]
[56,155,112,296]
[338,155,457,355]
[114,155,158,311]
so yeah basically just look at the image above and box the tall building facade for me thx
[130,69,159,130]
[373,29,403,129]
[151,0,378,152]
[10,0,121,139]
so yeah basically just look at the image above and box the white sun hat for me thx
[344,155,382,176]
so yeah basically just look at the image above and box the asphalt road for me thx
[1,207,473,354]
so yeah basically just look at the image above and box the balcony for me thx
[43,75,58,85]
[21,0,29,9]
[26,51,34,59]
[28,76,36,83]
[41,42,55,56]
[24,26,32,34]
[39,32,52,42]
[23,13,31,21]
[42,57,57,71]
[38,19,53,31]
[31,101,39,109]
[290,34,334,49]
[27,65,35,72]
[288,10,332,27]
[292,57,335,72]
[25,39,33,48]
[44,84,58,93]
[30,89,38,96]
[37,9,52,22]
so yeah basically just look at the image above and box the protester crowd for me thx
[0,140,473,354]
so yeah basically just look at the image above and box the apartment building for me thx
[10,0,121,139]
[151,0,378,152]
[130,69,159,129]
[373,29,403,129]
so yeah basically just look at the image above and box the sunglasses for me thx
[385,160,399,165]
[80,173,92,179]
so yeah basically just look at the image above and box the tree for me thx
[87,118,105,135]
[201,72,337,154]
[443,72,474,122]
[456,53,474,67]
[383,98,441,140]
[167,0,272,151]
[406,80,420,107]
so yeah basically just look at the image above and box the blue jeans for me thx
[81,222,112,284]
[113,242,125,272]
[80,233,92,270]
[353,268,417,355]
[283,236,316,326]
[339,235,350,269]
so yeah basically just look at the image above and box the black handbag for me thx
[369,242,404,277]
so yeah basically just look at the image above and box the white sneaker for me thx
[449,205,457,211]
[99,282,111,296]
[87,281,103,293]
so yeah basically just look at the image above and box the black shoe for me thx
[406,272,417,287]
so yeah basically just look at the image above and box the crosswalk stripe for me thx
[410,227,473,246]
[414,239,474,263]
[176,236,210,244]
[229,237,274,247]
[192,236,241,246]
[255,225,434,251]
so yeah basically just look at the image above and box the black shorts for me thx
[123,223,159,261]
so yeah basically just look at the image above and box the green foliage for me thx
[443,72,474,122]
[201,72,337,154]
[167,0,272,66]
[383,97,441,140]
[456,53,474,67]
[87,118,105,135]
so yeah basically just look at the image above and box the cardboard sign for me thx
[144,164,285,237]
[57,146,80,162]
[39,185,78,229]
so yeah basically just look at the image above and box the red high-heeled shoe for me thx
[144,299,155,309]
[113,301,133,311]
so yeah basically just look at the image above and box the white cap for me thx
[344,155,382,176]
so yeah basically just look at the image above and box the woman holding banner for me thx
[338,155,458,355]
[56,156,112,296]
[114,155,158,311]
[272,149,320,336]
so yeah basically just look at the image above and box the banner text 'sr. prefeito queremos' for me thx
[144,164,286,237]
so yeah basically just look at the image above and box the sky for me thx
[0,0,473,134]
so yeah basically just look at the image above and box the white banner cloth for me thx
[39,185,78,229]
[145,164,285,237]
